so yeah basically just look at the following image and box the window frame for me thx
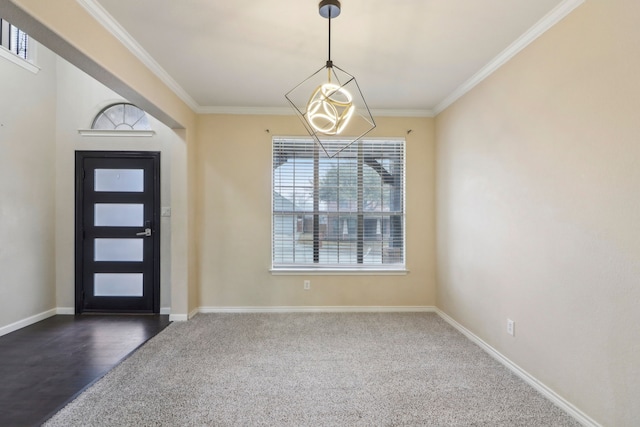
[91,103,152,131]
[0,18,38,73]
[271,136,407,274]
[79,103,155,137]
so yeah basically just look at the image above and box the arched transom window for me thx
[92,103,151,131]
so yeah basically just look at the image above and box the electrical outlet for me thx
[507,319,515,337]
[303,280,311,290]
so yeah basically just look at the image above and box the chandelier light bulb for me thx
[306,82,355,135]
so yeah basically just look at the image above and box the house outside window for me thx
[272,137,405,271]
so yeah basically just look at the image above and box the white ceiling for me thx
[87,0,577,115]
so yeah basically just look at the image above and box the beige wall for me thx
[195,115,436,308]
[3,0,637,423]
[435,0,640,425]
[0,43,57,329]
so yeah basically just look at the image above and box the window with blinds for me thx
[272,137,405,270]
[0,19,29,60]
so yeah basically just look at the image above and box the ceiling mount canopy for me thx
[318,0,341,19]
[285,0,375,158]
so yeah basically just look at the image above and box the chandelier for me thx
[285,0,376,158]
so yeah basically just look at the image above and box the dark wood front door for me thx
[75,151,160,313]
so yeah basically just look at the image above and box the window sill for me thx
[270,268,409,276]
[78,129,156,137]
[0,47,39,74]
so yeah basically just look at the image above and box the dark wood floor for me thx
[0,314,171,427]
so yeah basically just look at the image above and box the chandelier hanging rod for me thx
[328,8,331,65]
[319,0,340,66]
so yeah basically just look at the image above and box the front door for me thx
[75,151,160,313]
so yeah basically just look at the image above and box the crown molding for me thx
[371,109,435,118]
[195,105,434,117]
[76,0,200,111]
[76,0,584,119]
[195,106,294,115]
[433,0,585,115]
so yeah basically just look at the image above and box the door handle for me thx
[136,228,152,237]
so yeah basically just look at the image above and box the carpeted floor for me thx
[44,313,581,426]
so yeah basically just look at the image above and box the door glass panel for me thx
[95,169,144,192]
[95,238,143,262]
[94,273,143,296]
[95,203,143,227]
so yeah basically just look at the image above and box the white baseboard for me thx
[0,308,57,337]
[198,306,436,314]
[435,309,601,427]
[169,308,198,321]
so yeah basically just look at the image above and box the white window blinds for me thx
[272,137,405,270]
